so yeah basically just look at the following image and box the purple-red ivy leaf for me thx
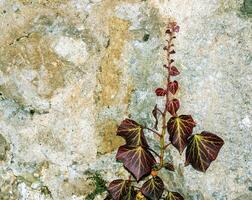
[140,176,164,200]
[168,81,179,95]
[163,162,175,172]
[185,131,224,172]
[152,104,159,130]
[169,66,180,76]
[155,88,167,96]
[165,191,184,200]
[116,145,156,181]
[167,115,196,154]
[104,194,112,200]
[117,119,148,147]
[167,99,180,116]
[108,179,130,200]
[123,187,137,200]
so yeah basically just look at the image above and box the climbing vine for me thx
[106,22,224,200]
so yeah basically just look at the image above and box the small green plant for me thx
[106,22,224,200]
[87,172,107,200]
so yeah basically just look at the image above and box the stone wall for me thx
[0,0,251,199]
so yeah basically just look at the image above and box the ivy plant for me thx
[106,22,224,200]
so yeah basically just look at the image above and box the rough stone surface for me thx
[0,134,9,161]
[0,0,251,199]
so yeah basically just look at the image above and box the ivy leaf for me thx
[117,119,148,147]
[168,81,178,95]
[169,66,180,76]
[108,179,130,200]
[165,191,184,200]
[116,145,156,181]
[104,194,113,200]
[167,115,196,154]
[152,104,159,130]
[123,187,137,200]
[163,162,175,171]
[167,99,180,116]
[140,176,164,200]
[155,88,167,96]
[185,131,224,172]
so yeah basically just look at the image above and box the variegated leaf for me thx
[116,145,156,181]
[123,187,137,200]
[168,81,178,95]
[169,66,180,76]
[185,131,224,172]
[167,99,180,116]
[104,194,112,200]
[108,179,130,200]
[167,115,196,154]
[117,119,148,147]
[155,88,167,96]
[140,176,164,200]
[165,191,184,200]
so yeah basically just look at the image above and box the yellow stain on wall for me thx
[96,17,130,107]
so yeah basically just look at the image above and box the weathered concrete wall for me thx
[0,0,251,199]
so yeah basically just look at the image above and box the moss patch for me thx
[241,0,252,16]
[86,172,107,200]
[0,134,10,161]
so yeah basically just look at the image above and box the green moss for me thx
[40,186,52,196]
[143,34,150,42]
[86,172,107,200]
[241,0,252,17]
[0,134,10,161]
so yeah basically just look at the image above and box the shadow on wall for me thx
[241,0,252,16]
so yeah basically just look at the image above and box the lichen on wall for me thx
[0,0,251,199]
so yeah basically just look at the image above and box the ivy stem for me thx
[164,142,172,150]
[144,127,161,137]
[148,148,161,158]
[157,31,174,170]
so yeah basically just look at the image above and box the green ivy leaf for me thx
[140,176,164,200]
[167,115,196,154]
[117,119,148,147]
[116,145,156,181]
[185,131,224,172]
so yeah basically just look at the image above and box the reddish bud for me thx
[169,81,179,95]
[167,99,180,116]
[173,25,180,33]
[151,170,158,177]
[168,22,180,33]
[155,88,167,96]
[169,66,180,76]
